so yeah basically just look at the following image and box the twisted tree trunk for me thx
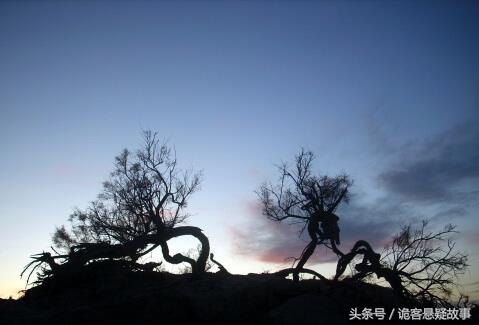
[293,237,318,282]
[293,215,320,282]
[334,240,406,301]
[155,226,210,274]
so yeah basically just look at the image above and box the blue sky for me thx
[1,0,478,299]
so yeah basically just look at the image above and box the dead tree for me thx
[40,131,210,278]
[334,221,468,307]
[257,149,351,282]
[256,150,468,306]
[381,221,468,306]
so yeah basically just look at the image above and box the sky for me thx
[1,0,478,300]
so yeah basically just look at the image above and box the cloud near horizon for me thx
[230,198,400,265]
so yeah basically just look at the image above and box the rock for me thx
[3,269,460,324]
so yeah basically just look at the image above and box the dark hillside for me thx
[0,263,455,325]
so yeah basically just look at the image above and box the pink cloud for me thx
[465,231,479,246]
[230,198,396,267]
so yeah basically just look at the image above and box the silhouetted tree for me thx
[334,221,468,307]
[42,131,210,277]
[381,221,468,306]
[257,149,351,282]
[258,149,469,307]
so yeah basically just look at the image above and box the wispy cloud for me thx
[378,119,479,206]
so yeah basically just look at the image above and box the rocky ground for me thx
[0,264,476,324]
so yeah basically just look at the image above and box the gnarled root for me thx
[274,267,327,281]
[334,240,406,300]
[210,253,230,275]
[23,226,211,284]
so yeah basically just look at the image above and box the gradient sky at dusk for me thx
[1,0,479,299]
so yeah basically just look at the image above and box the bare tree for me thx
[334,221,468,307]
[257,149,469,307]
[43,131,210,277]
[257,149,351,282]
[381,221,468,306]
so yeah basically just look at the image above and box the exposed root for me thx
[210,253,231,275]
[274,267,327,281]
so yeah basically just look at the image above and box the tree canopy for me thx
[24,131,210,284]
[257,149,352,281]
[53,131,202,249]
